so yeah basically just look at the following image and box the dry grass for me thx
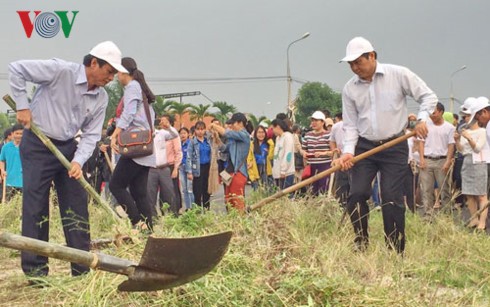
[0,191,489,306]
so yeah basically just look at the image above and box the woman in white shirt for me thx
[271,119,295,191]
[454,121,488,230]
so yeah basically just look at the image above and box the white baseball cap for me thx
[468,96,490,125]
[460,97,476,115]
[89,41,128,73]
[340,37,375,62]
[311,111,326,121]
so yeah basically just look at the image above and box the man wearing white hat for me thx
[8,41,127,281]
[334,37,438,253]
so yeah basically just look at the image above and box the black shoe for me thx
[27,278,48,288]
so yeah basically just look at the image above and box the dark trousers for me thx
[193,163,210,209]
[311,162,330,196]
[109,157,152,229]
[20,129,89,277]
[453,156,464,204]
[402,164,416,213]
[170,164,182,213]
[334,170,350,206]
[347,137,407,253]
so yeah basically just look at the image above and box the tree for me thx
[189,104,212,121]
[153,97,174,118]
[295,82,342,127]
[168,101,192,127]
[0,114,11,135]
[247,114,268,129]
[104,82,123,126]
[212,101,237,124]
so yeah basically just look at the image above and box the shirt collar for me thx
[76,64,102,96]
[354,61,384,84]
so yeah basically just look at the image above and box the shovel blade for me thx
[118,231,233,291]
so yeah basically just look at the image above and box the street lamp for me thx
[450,65,467,113]
[287,32,310,121]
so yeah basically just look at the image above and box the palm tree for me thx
[153,97,174,118]
[168,101,192,127]
[212,101,237,124]
[189,104,213,121]
[247,114,268,129]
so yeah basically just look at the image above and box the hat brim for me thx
[109,62,129,74]
[310,116,325,121]
[339,52,364,63]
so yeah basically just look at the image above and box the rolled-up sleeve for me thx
[117,82,141,130]
[8,59,61,110]
[342,88,359,155]
[400,67,438,122]
[225,129,249,143]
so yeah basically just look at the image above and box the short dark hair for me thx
[161,114,174,126]
[3,128,12,139]
[275,113,288,121]
[322,109,331,118]
[435,102,445,113]
[452,113,459,121]
[11,124,24,132]
[195,121,206,130]
[271,119,290,132]
[361,51,378,60]
[179,127,189,134]
[335,112,343,120]
[83,54,108,68]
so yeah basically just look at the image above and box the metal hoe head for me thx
[119,231,233,291]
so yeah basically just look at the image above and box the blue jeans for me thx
[275,174,295,198]
[179,166,195,210]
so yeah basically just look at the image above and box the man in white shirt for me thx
[330,113,349,206]
[334,37,438,253]
[419,103,455,217]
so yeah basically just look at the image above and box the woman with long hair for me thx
[271,119,295,191]
[250,125,274,190]
[179,127,195,210]
[109,57,156,231]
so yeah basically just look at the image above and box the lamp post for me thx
[287,32,310,121]
[450,65,467,113]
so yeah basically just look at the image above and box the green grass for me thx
[0,192,489,306]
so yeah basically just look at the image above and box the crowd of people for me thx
[3,37,490,285]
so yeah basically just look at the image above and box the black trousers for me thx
[402,164,416,213]
[193,163,210,209]
[20,129,89,277]
[109,157,152,229]
[347,137,407,253]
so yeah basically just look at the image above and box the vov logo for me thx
[17,11,79,38]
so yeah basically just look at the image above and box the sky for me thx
[1,0,489,119]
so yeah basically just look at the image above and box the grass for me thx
[0,191,489,306]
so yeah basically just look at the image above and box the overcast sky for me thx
[1,0,489,118]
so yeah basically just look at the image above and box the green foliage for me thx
[153,97,174,118]
[167,101,192,124]
[1,194,490,305]
[0,113,11,134]
[189,103,213,121]
[247,114,268,129]
[212,101,237,124]
[295,82,342,127]
[103,82,123,126]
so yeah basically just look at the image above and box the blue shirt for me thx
[197,138,211,164]
[181,139,190,166]
[254,142,269,165]
[0,141,23,188]
[225,129,250,177]
[8,58,108,166]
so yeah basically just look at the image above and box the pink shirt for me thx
[166,127,182,167]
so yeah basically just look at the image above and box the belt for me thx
[360,131,405,146]
[423,155,447,160]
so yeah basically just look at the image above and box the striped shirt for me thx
[302,130,331,164]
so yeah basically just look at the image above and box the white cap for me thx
[460,97,476,115]
[311,111,326,121]
[340,37,375,62]
[89,41,128,73]
[468,96,490,125]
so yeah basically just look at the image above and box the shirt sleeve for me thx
[281,134,294,175]
[473,129,487,153]
[225,129,250,143]
[0,145,6,162]
[342,87,359,155]
[399,67,438,122]
[8,59,62,110]
[447,125,456,145]
[116,82,141,130]
[173,137,183,166]
[73,92,108,166]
